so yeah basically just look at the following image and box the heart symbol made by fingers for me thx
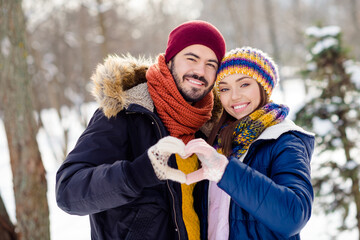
[148,136,191,183]
[149,136,226,185]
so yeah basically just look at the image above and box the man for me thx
[56,20,225,240]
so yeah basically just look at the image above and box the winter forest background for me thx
[1,0,360,239]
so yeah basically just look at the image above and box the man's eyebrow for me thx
[208,59,219,66]
[184,52,200,59]
[184,52,218,65]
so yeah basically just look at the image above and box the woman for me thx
[185,47,315,239]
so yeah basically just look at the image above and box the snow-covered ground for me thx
[0,79,358,239]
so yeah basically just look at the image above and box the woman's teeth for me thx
[234,104,247,110]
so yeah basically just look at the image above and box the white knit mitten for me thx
[185,138,228,185]
[148,136,188,183]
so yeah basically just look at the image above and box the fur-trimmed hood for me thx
[91,54,222,135]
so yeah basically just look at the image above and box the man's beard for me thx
[169,61,213,103]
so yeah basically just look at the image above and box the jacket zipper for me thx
[167,180,181,240]
[127,111,181,240]
[148,114,181,240]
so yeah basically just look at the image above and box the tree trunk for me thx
[96,0,109,58]
[79,4,91,88]
[225,0,243,46]
[292,0,304,46]
[246,0,255,45]
[351,176,360,240]
[0,1,51,239]
[0,194,17,240]
[263,0,283,92]
[350,0,360,59]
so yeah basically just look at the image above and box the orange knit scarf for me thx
[146,54,213,144]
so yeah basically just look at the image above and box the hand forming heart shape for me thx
[148,136,228,185]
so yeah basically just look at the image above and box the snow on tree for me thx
[295,25,360,239]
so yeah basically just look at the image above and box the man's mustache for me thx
[183,74,208,87]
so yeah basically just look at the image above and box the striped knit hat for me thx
[215,47,279,100]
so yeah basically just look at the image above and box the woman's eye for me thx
[240,83,249,87]
[219,88,228,92]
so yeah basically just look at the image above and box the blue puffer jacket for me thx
[55,55,223,240]
[198,119,315,240]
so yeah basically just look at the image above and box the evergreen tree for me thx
[295,25,360,239]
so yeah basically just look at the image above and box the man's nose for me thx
[193,63,206,77]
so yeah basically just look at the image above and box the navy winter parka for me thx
[55,55,220,240]
[197,119,315,240]
[56,103,187,240]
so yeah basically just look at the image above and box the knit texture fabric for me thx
[175,154,200,240]
[229,102,289,159]
[215,47,279,100]
[146,54,214,144]
[165,20,226,63]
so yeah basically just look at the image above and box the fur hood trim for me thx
[90,54,223,135]
[91,54,152,118]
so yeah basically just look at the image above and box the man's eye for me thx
[187,58,196,62]
[207,63,217,69]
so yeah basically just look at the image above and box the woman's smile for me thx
[232,103,249,112]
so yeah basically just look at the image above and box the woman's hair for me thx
[207,82,268,157]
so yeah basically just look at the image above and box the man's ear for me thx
[167,59,172,69]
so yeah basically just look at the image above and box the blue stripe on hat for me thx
[218,58,275,89]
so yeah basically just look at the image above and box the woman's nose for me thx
[231,87,241,100]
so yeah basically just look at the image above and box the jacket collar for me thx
[257,119,315,141]
[237,119,315,162]
[123,83,154,112]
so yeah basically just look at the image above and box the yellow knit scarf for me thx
[175,154,200,240]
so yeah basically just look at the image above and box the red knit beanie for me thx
[164,20,226,63]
